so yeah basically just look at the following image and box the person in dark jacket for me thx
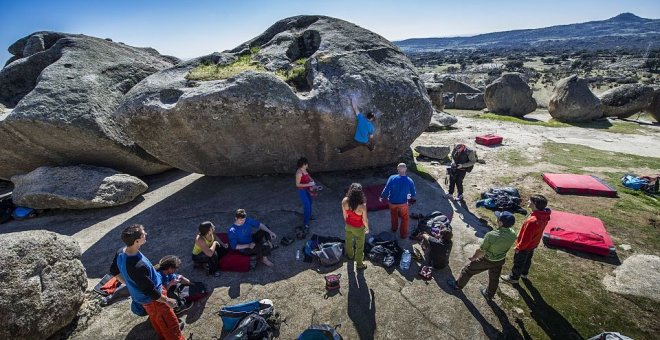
[445,144,477,201]
[421,227,453,269]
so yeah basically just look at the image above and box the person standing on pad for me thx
[501,194,551,284]
[380,163,416,239]
[337,95,376,153]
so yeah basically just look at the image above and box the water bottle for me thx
[296,249,301,261]
[400,249,411,270]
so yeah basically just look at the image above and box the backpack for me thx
[418,266,433,281]
[312,242,344,266]
[621,175,647,190]
[169,281,208,304]
[297,324,344,340]
[324,273,341,291]
[223,313,272,340]
[220,300,274,332]
[640,176,659,195]
[12,206,36,220]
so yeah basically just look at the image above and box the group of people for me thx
[107,96,552,340]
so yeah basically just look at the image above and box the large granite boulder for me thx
[599,84,655,118]
[453,93,486,110]
[420,74,444,111]
[484,73,537,117]
[645,87,660,121]
[0,31,177,180]
[11,165,148,209]
[428,74,480,94]
[0,231,87,340]
[548,75,603,122]
[603,254,660,302]
[116,16,432,175]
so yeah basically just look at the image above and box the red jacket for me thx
[515,209,551,251]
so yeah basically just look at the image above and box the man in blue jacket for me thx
[380,163,417,238]
[110,224,184,340]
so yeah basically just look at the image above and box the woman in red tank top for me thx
[342,183,369,270]
[296,157,316,229]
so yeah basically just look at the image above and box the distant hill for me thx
[395,13,660,53]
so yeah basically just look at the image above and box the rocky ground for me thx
[1,110,658,339]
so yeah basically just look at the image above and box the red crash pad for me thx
[364,184,389,211]
[475,134,503,146]
[216,233,251,272]
[543,173,617,197]
[542,211,615,256]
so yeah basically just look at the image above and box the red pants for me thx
[389,203,409,238]
[143,288,184,340]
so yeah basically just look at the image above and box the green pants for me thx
[345,224,366,266]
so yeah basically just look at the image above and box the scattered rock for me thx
[484,73,537,117]
[644,87,660,121]
[602,254,660,302]
[429,111,458,127]
[548,75,603,122]
[0,31,177,180]
[436,75,481,94]
[599,84,655,118]
[414,145,450,160]
[453,93,486,110]
[11,165,148,209]
[116,16,432,175]
[619,244,632,251]
[0,231,87,340]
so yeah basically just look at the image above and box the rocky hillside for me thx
[396,13,660,52]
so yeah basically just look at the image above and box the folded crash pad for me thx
[543,173,617,197]
[364,184,389,211]
[542,211,615,256]
[216,233,251,272]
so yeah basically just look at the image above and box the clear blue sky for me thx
[1,0,659,64]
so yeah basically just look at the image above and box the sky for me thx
[1,0,659,65]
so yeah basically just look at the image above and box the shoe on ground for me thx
[335,147,342,154]
[500,274,519,284]
[444,193,454,199]
[480,288,493,300]
[520,274,528,280]
[212,271,221,278]
[356,263,368,270]
[447,279,461,291]
[456,194,464,201]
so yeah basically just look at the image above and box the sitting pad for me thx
[216,233,251,272]
[542,211,615,256]
[364,184,389,211]
[543,173,617,197]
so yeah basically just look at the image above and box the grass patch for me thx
[474,112,653,135]
[186,48,265,81]
[541,142,659,173]
[501,149,535,167]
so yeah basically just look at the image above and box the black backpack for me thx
[297,324,343,340]
[224,313,272,340]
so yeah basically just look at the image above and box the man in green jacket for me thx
[448,211,517,300]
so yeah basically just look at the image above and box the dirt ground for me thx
[2,110,659,340]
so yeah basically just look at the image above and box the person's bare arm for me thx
[259,223,277,240]
[295,171,314,188]
[361,204,369,233]
[341,199,348,221]
[350,95,359,116]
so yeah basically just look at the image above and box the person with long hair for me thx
[295,157,316,230]
[192,221,228,277]
[342,183,369,270]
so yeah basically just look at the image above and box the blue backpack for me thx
[297,324,343,340]
[621,175,648,190]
